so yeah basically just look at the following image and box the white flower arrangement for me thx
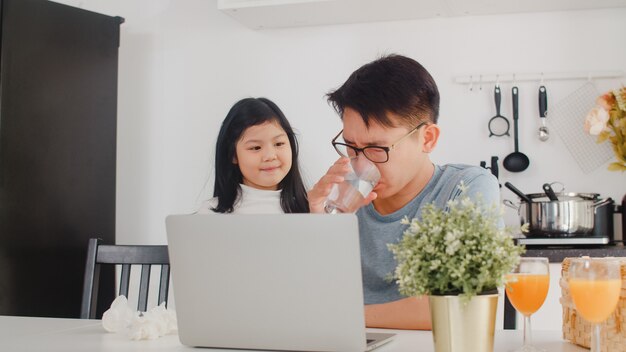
[388,183,525,300]
[584,87,626,171]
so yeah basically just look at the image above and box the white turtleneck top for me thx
[196,184,283,214]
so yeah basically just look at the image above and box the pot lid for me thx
[526,192,600,201]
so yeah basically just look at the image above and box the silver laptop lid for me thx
[166,214,367,352]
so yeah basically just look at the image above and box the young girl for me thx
[197,98,309,214]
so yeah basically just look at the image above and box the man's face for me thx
[341,107,431,202]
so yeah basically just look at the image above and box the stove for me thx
[511,200,617,247]
[514,236,610,246]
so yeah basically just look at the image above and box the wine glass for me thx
[505,257,550,352]
[568,257,622,352]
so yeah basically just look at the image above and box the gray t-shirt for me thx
[357,163,500,304]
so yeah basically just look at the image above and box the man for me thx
[308,54,500,330]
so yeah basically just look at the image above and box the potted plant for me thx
[388,183,525,352]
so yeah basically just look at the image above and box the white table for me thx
[0,315,587,351]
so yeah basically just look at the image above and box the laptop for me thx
[165,213,395,352]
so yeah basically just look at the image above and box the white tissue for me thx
[101,295,178,340]
[127,315,161,340]
[102,296,135,333]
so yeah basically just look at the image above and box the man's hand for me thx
[365,297,432,330]
[308,157,377,213]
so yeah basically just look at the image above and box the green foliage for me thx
[388,183,525,301]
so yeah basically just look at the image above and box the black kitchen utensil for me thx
[622,194,626,243]
[504,182,532,203]
[538,86,549,141]
[490,156,499,182]
[542,183,559,201]
[488,85,510,137]
[480,156,501,188]
[503,86,530,172]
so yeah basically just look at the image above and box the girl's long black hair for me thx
[212,97,309,213]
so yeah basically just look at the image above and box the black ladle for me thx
[504,182,532,204]
[542,183,559,201]
[503,87,530,172]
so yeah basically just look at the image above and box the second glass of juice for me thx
[505,257,550,352]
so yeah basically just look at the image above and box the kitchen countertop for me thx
[522,243,626,262]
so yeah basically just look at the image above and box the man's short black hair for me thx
[327,54,440,128]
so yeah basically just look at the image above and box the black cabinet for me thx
[0,0,122,318]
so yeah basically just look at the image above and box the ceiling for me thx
[218,0,626,29]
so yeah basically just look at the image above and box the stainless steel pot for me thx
[506,192,613,237]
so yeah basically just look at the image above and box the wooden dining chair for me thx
[80,238,170,319]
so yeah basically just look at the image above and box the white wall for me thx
[54,0,626,328]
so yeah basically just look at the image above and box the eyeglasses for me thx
[331,122,428,163]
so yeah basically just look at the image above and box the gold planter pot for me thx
[429,293,498,352]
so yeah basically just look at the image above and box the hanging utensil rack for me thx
[454,70,623,85]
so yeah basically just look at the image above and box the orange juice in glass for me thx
[568,258,622,352]
[505,257,549,352]
[569,278,621,323]
[505,273,550,316]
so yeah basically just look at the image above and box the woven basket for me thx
[561,257,626,352]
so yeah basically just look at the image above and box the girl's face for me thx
[234,120,293,191]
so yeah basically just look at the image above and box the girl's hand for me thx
[307,157,377,213]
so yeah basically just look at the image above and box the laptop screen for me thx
[166,213,370,352]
